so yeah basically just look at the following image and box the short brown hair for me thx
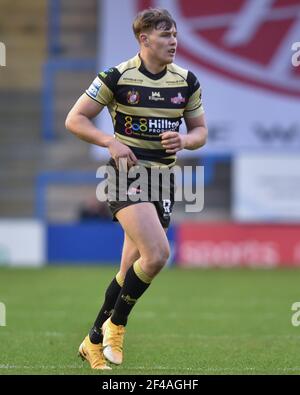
[133,8,177,40]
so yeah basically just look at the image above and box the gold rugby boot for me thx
[78,335,111,370]
[102,318,125,365]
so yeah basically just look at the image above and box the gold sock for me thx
[116,271,125,287]
[133,260,152,284]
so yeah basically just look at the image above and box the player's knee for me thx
[153,244,170,266]
[144,244,170,274]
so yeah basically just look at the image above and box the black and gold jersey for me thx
[86,54,204,168]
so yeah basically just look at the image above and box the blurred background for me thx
[2,1,300,375]
[0,0,300,268]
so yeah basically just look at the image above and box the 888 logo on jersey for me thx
[120,115,181,136]
[125,116,148,135]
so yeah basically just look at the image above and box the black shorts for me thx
[105,158,175,228]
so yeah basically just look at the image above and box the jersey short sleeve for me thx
[85,67,121,106]
[183,71,204,118]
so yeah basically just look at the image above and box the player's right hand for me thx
[107,140,138,169]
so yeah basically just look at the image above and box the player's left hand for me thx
[161,131,186,154]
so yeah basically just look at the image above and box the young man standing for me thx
[65,8,208,370]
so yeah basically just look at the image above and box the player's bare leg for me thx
[119,232,140,279]
[102,202,170,364]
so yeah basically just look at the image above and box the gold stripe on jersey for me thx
[119,73,188,89]
[183,89,204,118]
[114,103,184,119]
[115,133,163,149]
[119,79,187,88]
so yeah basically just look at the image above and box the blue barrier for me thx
[47,222,124,263]
[36,170,99,220]
[48,0,62,56]
[45,0,96,140]
[47,222,177,264]
[42,58,96,141]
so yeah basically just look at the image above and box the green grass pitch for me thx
[0,265,300,375]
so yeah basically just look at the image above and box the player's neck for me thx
[139,53,166,75]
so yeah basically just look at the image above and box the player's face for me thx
[146,24,177,65]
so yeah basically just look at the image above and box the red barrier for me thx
[177,223,300,267]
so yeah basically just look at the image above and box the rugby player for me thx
[65,8,208,370]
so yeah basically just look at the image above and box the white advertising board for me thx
[233,153,300,222]
[0,220,45,266]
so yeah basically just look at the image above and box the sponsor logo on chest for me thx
[149,91,165,102]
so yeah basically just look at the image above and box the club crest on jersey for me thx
[171,92,186,104]
[127,90,140,105]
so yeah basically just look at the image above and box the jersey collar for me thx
[137,54,167,80]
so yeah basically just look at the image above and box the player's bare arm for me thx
[65,94,137,168]
[161,113,208,153]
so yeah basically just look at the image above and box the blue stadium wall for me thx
[47,223,177,264]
